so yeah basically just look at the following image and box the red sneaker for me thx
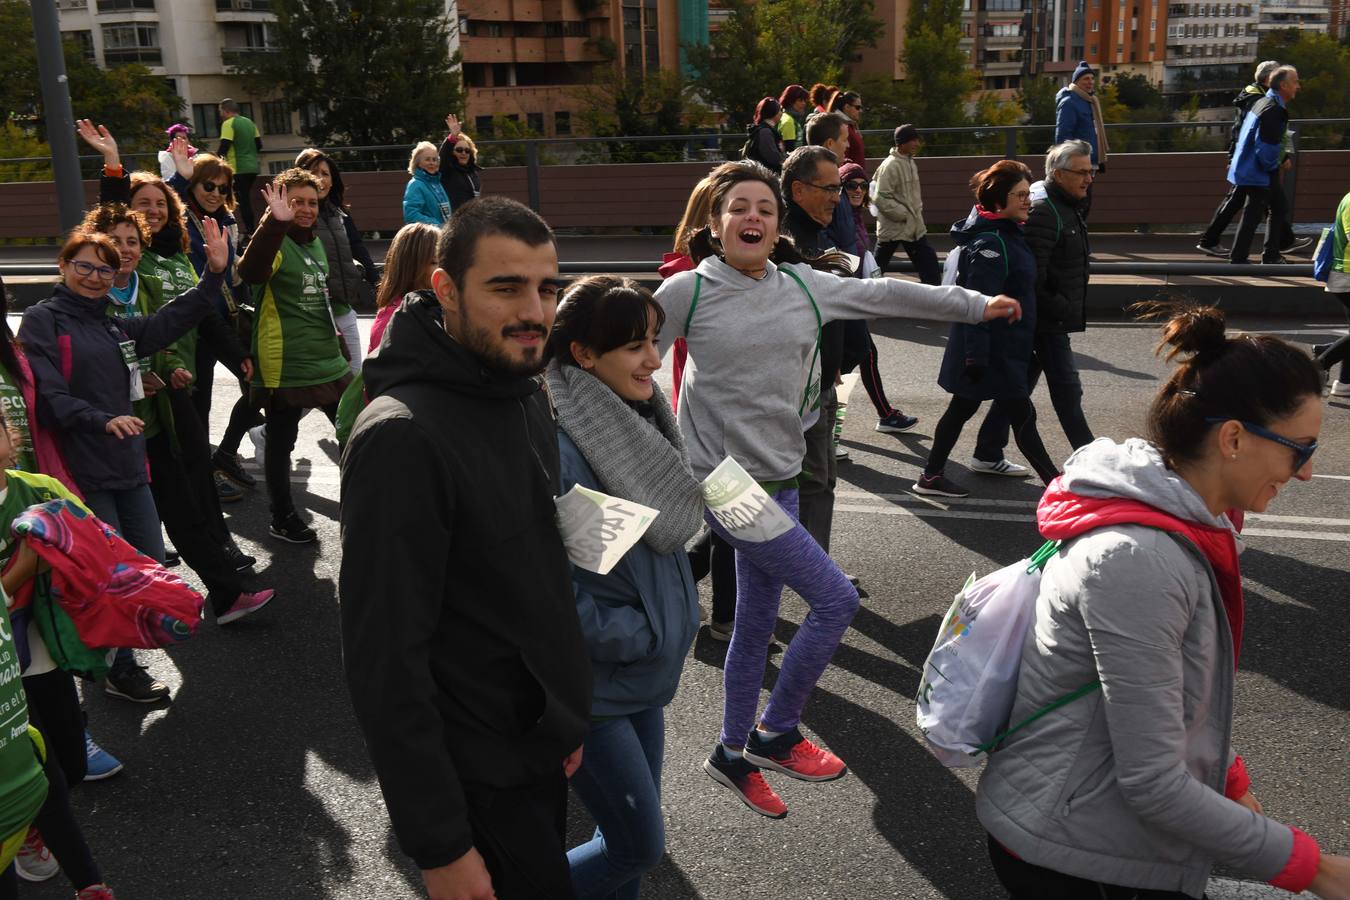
[702,746,788,819]
[743,727,848,782]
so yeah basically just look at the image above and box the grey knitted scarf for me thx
[546,361,704,554]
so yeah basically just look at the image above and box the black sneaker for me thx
[214,471,244,503]
[1282,236,1314,255]
[224,541,256,571]
[913,473,970,498]
[1196,242,1228,258]
[164,549,180,568]
[702,745,788,818]
[104,665,170,704]
[269,512,317,544]
[212,448,256,487]
[876,411,920,433]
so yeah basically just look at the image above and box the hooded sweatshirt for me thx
[654,254,993,483]
[338,293,591,871]
[977,438,1320,898]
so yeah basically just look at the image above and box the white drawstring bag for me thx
[916,541,1098,767]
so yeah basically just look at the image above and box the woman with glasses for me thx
[979,302,1349,900]
[826,90,866,169]
[438,115,483,210]
[915,159,1059,498]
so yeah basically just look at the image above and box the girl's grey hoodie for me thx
[654,255,994,482]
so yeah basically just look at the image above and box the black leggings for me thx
[857,332,898,418]
[217,388,265,458]
[688,529,736,624]
[925,395,1059,484]
[1321,292,1350,381]
[988,835,1204,900]
[265,403,338,518]
[1,671,102,895]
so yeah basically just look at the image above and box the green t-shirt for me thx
[778,114,798,145]
[138,250,200,380]
[0,471,82,570]
[0,370,34,475]
[221,115,259,175]
[0,582,46,841]
[252,237,348,389]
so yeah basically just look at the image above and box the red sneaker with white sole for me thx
[742,727,848,782]
[702,745,788,819]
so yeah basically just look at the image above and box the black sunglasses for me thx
[844,180,868,191]
[199,182,230,194]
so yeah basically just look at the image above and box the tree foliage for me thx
[573,68,710,161]
[895,0,978,129]
[686,0,883,128]
[0,0,182,154]
[1016,75,1059,126]
[1257,28,1350,122]
[236,0,463,147]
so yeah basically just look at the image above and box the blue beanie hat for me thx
[1071,61,1095,85]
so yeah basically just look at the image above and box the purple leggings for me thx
[705,488,860,748]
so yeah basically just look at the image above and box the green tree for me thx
[895,0,978,130]
[0,122,51,182]
[236,0,464,147]
[573,68,710,161]
[1016,75,1060,125]
[0,0,181,155]
[1111,72,1163,110]
[1256,28,1350,144]
[686,0,883,128]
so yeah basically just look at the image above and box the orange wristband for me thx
[102,164,123,178]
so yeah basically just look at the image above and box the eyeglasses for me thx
[199,181,230,194]
[67,259,116,280]
[1061,167,1097,178]
[802,181,843,196]
[1009,190,1032,201]
[1205,417,1318,471]
[453,148,471,155]
[843,180,868,191]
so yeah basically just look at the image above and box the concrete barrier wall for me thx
[3,150,1346,238]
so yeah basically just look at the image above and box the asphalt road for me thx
[22,313,1349,900]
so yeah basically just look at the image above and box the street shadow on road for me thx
[1070,350,1154,380]
[1234,547,1349,711]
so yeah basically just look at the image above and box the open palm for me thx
[261,182,294,222]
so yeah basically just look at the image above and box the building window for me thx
[101,23,161,64]
[96,0,155,9]
[475,115,494,137]
[192,103,222,139]
[299,102,323,131]
[262,100,289,135]
[66,30,96,60]
[1091,20,1099,30]
[554,111,571,135]
[527,112,544,134]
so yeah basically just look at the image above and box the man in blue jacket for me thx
[1224,65,1300,265]
[1054,62,1107,218]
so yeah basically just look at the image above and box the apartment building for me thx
[1161,1,1258,116]
[1255,0,1332,38]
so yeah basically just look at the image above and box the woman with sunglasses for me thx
[438,115,483,210]
[826,90,866,169]
[978,302,1350,900]
[915,159,1060,498]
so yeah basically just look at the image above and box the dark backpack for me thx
[741,123,772,165]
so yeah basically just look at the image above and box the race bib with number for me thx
[554,485,659,576]
[119,341,144,402]
[702,456,795,543]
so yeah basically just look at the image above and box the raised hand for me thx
[170,134,193,178]
[201,216,230,273]
[76,119,120,167]
[261,181,294,223]
[983,295,1022,323]
[445,113,462,137]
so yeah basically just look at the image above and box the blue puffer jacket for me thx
[937,210,1038,401]
[1227,90,1287,188]
[557,430,700,717]
[1054,88,1099,164]
[402,169,451,226]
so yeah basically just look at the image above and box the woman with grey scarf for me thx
[545,276,703,900]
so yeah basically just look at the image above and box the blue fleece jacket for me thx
[402,169,451,226]
[1054,87,1099,164]
[1227,89,1287,188]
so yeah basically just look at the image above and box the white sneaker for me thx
[249,424,267,464]
[969,458,1029,477]
[1332,380,1350,397]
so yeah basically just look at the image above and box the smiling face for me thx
[1225,395,1322,513]
[844,177,868,210]
[433,233,562,377]
[452,144,473,166]
[192,175,231,213]
[574,319,662,403]
[288,185,321,229]
[108,222,143,276]
[416,148,440,175]
[60,245,117,299]
[1075,72,1096,92]
[998,179,1033,223]
[310,160,333,201]
[712,179,779,272]
[1053,153,1094,200]
[129,184,169,234]
[790,159,841,227]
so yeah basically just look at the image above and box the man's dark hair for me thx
[219,98,239,114]
[781,145,837,205]
[805,111,851,149]
[1269,65,1297,92]
[437,196,555,290]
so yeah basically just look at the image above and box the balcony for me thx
[103,46,160,63]
[221,44,279,64]
[97,0,154,10]
[983,29,1023,44]
[461,35,516,62]
[216,0,272,9]
[544,36,606,62]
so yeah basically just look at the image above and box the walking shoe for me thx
[225,541,256,572]
[1261,255,1294,265]
[1282,236,1314,254]
[702,745,788,819]
[218,589,275,625]
[269,512,317,544]
[76,886,116,900]
[912,473,970,498]
[212,448,256,487]
[743,726,848,782]
[706,620,780,648]
[1332,380,1350,397]
[15,827,58,882]
[84,731,124,781]
[249,424,267,464]
[876,411,919,433]
[104,665,170,703]
[214,470,244,503]
[969,457,1029,477]
[164,549,180,568]
[1196,242,1228,258]
[834,443,850,461]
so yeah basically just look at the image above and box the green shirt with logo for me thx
[220,114,259,175]
[252,237,348,389]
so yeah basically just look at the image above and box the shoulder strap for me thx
[993,233,1010,278]
[683,273,703,337]
[1046,196,1063,242]
[779,267,824,417]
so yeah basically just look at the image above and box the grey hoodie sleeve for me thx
[800,264,991,325]
[653,272,696,366]
[1078,534,1295,879]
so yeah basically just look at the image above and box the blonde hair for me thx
[408,141,439,175]
[376,222,440,309]
[673,174,716,257]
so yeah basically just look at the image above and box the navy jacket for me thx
[557,430,700,716]
[19,273,220,493]
[1054,88,1099,164]
[938,213,1038,401]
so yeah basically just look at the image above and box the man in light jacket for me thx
[872,124,941,285]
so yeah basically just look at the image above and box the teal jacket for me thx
[402,169,451,226]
